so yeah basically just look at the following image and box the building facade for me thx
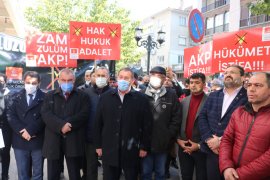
[202,0,270,43]
[139,8,193,78]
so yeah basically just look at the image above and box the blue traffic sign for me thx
[188,9,205,43]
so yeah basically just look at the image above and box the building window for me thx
[206,17,214,29]
[179,16,186,26]
[215,14,224,27]
[157,56,164,64]
[178,55,184,64]
[178,36,186,46]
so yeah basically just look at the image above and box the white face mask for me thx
[25,84,37,94]
[95,77,107,88]
[85,81,91,85]
[150,76,162,88]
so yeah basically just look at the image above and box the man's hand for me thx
[223,168,239,180]
[139,150,147,158]
[207,135,220,151]
[184,140,200,155]
[96,148,102,157]
[20,129,31,141]
[177,139,188,150]
[61,123,72,134]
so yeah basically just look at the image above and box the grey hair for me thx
[59,68,75,78]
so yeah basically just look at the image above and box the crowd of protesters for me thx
[0,64,269,180]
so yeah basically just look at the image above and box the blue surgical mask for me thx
[60,82,73,93]
[118,80,130,92]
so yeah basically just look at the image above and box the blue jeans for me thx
[14,149,43,180]
[141,152,167,180]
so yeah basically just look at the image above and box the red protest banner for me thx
[184,41,213,77]
[26,32,77,67]
[212,27,270,72]
[69,21,121,60]
[6,67,23,80]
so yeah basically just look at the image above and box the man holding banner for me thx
[198,65,248,180]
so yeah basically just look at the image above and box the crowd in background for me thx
[0,65,269,180]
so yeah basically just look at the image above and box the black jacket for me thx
[41,88,90,159]
[143,86,181,153]
[7,89,45,150]
[84,85,111,143]
[0,90,12,150]
[94,89,153,168]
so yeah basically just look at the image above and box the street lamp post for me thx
[134,27,165,74]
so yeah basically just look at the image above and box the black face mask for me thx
[144,82,149,87]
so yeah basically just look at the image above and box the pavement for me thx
[1,148,181,180]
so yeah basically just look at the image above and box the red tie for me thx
[65,92,70,100]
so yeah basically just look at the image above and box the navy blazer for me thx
[198,87,247,153]
[7,89,45,150]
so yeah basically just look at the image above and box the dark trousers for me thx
[0,144,11,178]
[206,153,224,180]
[103,164,138,180]
[47,156,81,180]
[178,148,207,180]
[85,143,98,180]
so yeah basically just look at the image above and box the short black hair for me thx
[23,71,41,83]
[265,73,270,88]
[227,65,245,76]
[0,73,7,82]
[118,67,134,79]
[190,73,206,83]
[185,78,190,84]
[254,72,270,88]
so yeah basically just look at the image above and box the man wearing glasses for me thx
[41,68,89,180]
[198,65,248,180]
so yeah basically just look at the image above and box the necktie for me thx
[28,94,33,106]
[65,92,70,100]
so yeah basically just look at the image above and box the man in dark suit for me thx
[0,73,12,180]
[198,65,248,180]
[84,66,112,180]
[94,67,153,180]
[7,71,45,180]
[41,68,89,180]
[177,73,208,180]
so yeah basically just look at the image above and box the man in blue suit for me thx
[7,71,45,180]
[198,65,248,180]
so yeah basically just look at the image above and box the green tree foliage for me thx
[25,0,142,70]
[249,0,270,15]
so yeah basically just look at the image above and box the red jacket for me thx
[219,103,270,180]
